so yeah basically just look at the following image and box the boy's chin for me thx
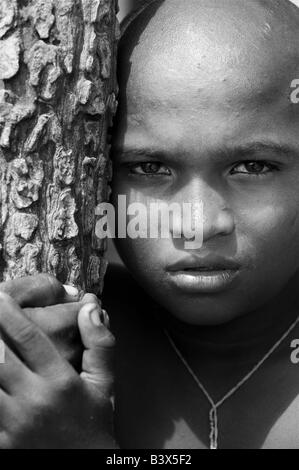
[158,295,257,327]
[167,308,244,327]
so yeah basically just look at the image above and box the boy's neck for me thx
[160,273,299,369]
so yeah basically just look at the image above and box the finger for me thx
[0,274,79,308]
[23,303,80,339]
[23,303,82,369]
[101,309,110,329]
[81,295,110,327]
[0,390,11,434]
[0,342,34,395]
[78,304,114,398]
[81,293,101,308]
[0,292,69,377]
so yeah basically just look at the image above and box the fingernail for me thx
[63,285,79,298]
[0,292,10,302]
[90,307,102,327]
[102,309,110,329]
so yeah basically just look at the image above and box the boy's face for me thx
[112,0,299,325]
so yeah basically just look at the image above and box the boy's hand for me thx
[0,274,80,308]
[0,275,84,367]
[0,275,108,368]
[0,292,116,449]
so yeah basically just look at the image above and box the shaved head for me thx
[114,0,299,157]
[118,0,299,112]
[121,0,299,53]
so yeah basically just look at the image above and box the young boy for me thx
[104,0,299,449]
[1,0,299,449]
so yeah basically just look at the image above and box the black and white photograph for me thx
[1,0,299,452]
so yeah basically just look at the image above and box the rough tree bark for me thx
[0,0,119,295]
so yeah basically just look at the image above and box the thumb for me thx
[78,303,115,399]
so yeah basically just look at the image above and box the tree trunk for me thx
[0,0,119,295]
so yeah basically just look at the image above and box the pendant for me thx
[209,407,218,450]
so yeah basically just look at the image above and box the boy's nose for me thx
[169,182,235,244]
[202,207,235,243]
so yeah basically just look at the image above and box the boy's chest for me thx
[115,362,299,449]
[261,397,299,449]
[113,333,299,449]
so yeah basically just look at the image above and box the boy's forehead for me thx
[120,0,299,116]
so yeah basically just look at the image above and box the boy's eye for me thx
[230,161,278,176]
[128,162,171,176]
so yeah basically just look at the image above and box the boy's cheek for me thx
[115,237,169,270]
[234,204,299,298]
[241,202,299,255]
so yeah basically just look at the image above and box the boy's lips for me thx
[166,256,241,293]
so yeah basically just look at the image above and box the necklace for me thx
[163,315,299,450]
